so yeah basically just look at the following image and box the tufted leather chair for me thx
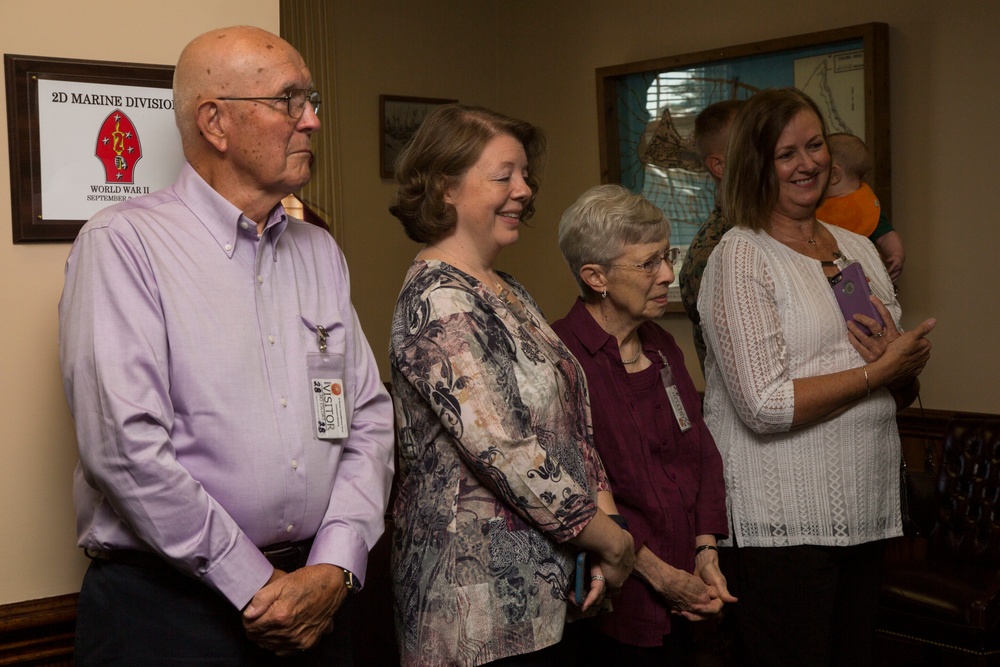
[879,416,1000,665]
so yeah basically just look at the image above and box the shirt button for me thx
[224,243,233,252]
[280,398,288,407]
[286,525,294,533]
[291,459,299,470]
[268,335,275,344]
[240,221,250,230]
[257,275,264,284]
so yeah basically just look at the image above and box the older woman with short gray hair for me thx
[552,184,732,666]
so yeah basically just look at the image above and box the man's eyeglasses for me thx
[217,89,321,119]
[608,248,681,275]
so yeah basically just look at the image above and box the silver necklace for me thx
[620,335,642,364]
[621,350,641,365]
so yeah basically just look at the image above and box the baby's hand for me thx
[884,253,904,281]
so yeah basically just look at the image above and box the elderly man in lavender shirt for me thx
[58,26,394,666]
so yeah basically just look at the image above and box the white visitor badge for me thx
[666,385,692,433]
[312,378,348,440]
[307,335,349,440]
[657,351,692,432]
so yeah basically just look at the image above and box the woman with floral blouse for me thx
[388,105,634,667]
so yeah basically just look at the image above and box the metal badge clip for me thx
[316,325,328,353]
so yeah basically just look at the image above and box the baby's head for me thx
[826,133,873,198]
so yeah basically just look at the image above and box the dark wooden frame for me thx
[4,54,174,243]
[596,23,889,314]
[379,94,456,179]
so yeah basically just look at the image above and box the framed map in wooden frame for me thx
[596,23,889,312]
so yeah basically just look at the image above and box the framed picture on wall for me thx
[4,54,183,243]
[379,95,457,179]
[596,23,889,312]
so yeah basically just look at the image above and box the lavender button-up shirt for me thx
[59,163,394,609]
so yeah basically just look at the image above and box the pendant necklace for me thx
[770,225,816,245]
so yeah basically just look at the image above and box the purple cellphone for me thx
[830,261,885,336]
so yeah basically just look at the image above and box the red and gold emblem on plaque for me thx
[95,109,142,183]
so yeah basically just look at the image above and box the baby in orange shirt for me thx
[817,133,905,281]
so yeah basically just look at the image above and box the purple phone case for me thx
[831,262,884,336]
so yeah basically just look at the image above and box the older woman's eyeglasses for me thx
[608,248,681,275]
[217,89,321,119]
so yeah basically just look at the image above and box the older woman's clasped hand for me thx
[848,295,936,387]
[651,549,735,622]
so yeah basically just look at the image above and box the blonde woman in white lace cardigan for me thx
[698,88,936,667]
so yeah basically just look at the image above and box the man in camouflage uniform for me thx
[679,100,743,373]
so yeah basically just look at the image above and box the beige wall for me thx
[0,0,280,605]
[329,2,502,362]
[2,0,997,606]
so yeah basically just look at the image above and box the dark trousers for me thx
[734,541,886,667]
[562,617,695,667]
[75,557,353,666]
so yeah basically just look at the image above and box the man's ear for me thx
[706,154,725,181]
[196,100,227,153]
[579,263,607,295]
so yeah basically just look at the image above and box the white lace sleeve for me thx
[701,233,795,434]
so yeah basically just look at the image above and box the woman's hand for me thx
[633,546,723,622]
[595,526,635,591]
[694,548,737,609]
[569,510,635,592]
[872,317,935,386]
[665,570,723,622]
[849,296,935,388]
[847,296,900,363]
[571,561,609,612]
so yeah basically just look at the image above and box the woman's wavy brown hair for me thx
[389,104,546,244]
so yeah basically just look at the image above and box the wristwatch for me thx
[343,568,361,594]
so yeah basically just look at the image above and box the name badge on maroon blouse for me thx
[657,352,692,432]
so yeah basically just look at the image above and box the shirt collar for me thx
[563,298,659,368]
[173,162,288,259]
[563,298,621,358]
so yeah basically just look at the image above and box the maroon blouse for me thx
[552,299,729,647]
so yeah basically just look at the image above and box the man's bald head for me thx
[172,26,304,154]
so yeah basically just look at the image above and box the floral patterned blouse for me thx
[389,260,609,666]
